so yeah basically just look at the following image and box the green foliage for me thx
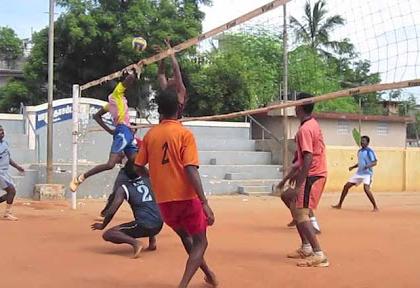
[185,30,282,116]
[24,0,210,105]
[289,0,381,114]
[0,80,29,112]
[288,45,358,113]
[187,54,251,116]
[0,27,23,68]
[289,0,345,55]
[352,127,361,147]
[2,0,384,119]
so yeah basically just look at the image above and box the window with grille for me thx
[337,120,350,135]
[377,122,389,136]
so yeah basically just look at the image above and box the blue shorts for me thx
[111,124,138,155]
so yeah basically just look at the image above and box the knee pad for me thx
[292,208,310,224]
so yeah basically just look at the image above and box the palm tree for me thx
[289,0,345,56]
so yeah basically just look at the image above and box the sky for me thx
[1,0,419,99]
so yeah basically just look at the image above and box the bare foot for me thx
[204,271,218,287]
[331,204,341,209]
[145,236,157,251]
[133,241,143,259]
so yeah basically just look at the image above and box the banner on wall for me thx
[35,103,104,130]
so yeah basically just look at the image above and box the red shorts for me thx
[296,176,326,209]
[158,198,207,235]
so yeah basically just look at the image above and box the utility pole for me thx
[282,3,289,174]
[47,0,55,183]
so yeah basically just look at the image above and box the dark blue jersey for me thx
[121,177,163,229]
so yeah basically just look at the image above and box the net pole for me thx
[282,3,289,174]
[71,84,80,210]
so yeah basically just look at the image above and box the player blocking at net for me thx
[69,70,139,192]
[154,39,187,119]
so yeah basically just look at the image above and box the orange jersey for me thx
[135,120,199,203]
[295,117,327,177]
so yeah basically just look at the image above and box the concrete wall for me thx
[313,120,406,147]
[37,120,113,164]
[405,148,420,191]
[253,115,408,147]
[0,114,25,134]
[325,146,420,193]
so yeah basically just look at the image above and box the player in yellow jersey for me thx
[70,71,138,192]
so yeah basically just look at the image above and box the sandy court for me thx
[1,192,419,288]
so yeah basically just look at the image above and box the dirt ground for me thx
[1,192,419,288]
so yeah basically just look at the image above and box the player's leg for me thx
[281,188,297,227]
[295,209,328,267]
[363,182,378,211]
[174,229,217,286]
[70,153,123,192]
[83,153,122,179]
[160,199,217,287]
[70,126,132,192]
[102,222,143,258]
[288,201,313,259]
[296,177,329,267]
[309,209,321,234]
[332,182,356,209]
[176,229,217,288]
[3,185,18,221]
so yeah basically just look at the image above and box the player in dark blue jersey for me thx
[91,162,163,258]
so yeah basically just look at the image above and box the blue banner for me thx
[35,103,104,130]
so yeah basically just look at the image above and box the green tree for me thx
[288,45,358,113]
[185,30,283,116]
[0,80,29,112]
[186,53,252,116]
[0,27,23,69]
[24,0,210,107]
[289,0,382,114]
[289,0,345,56]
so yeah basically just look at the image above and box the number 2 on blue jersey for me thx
[136,184,152,202]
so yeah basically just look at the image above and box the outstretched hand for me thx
[152,45,162,53]
[164,38,172,48]
[91,223,104,231]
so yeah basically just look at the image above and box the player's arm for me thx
[349,163,358,171]
[93,107,114,135]
[9,159,24,173]
[153,45,168,90]
[91,188,125,230]
[185,165,215,225]
[365,150,378,169]
[157,60,168,90]
[277,166,299,190]
[164,39,186,104]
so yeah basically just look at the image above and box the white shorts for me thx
[0,171,14,190]
[348,174,372,186]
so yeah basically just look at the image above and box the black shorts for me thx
[118,221,163,238]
